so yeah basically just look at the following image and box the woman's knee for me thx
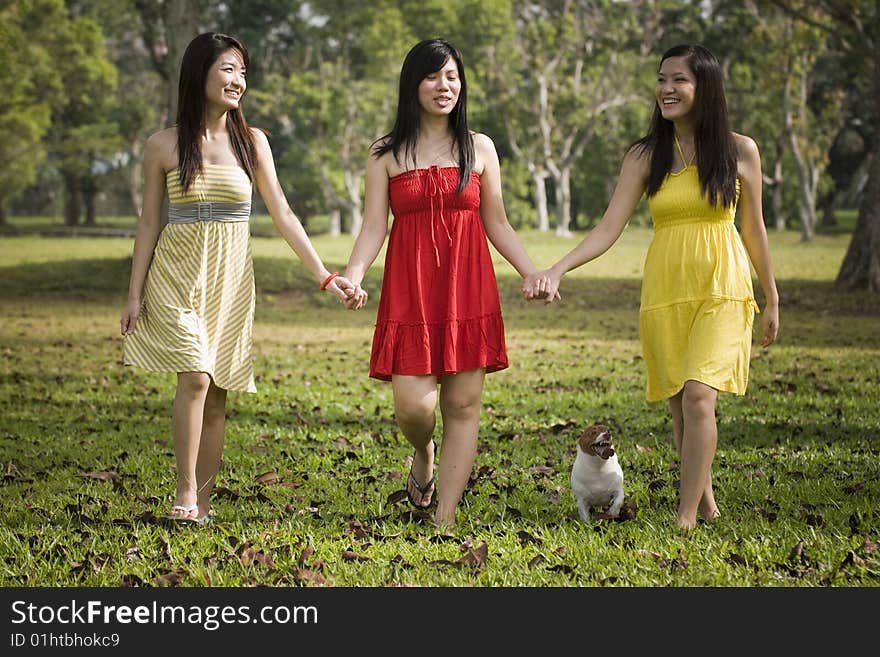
[203,386,227,422]
[682,380,717,415]
[439,390,481,422]
[394,395,436,427]
[177,372,212,397]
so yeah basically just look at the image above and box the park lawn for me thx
[0,228,877,587]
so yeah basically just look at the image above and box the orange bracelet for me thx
[320,272,339,290]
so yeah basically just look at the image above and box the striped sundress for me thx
[124,163,257,392]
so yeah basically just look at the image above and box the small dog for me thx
[570,424,624,522]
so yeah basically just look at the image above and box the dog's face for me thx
[578,424,615,460]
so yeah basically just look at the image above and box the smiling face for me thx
[205,48,246,111]
[655,55,696,121]
[417,56,461,117]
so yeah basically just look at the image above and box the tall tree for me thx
[483,0,663,235]
[46,7,120,225]
[258,0,412,235]
[778,15,845,241]
[133,0,202,126]
[78,0,163,217]
[0,0,61,224]
[773,0,880,291]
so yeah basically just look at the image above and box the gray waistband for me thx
[167,200,251,223]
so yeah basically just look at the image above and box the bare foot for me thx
[699,507,721,522]
[168,503,198,520]
[698,497,720,522]
[431,514,455,532]
[170,479,199,520]
[676,514,697,530]
[197,489,213,522]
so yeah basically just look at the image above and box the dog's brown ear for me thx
[593,423,611,437]
[578,424,602,450]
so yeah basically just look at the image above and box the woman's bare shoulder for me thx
[144,128,178,170]
[733,132,760,158]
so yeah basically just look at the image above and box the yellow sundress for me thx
[124,164,257,393]
[639,147,759,402]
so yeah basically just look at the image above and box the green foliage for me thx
[0,0,64,209]
[0,231,877,586]
[48,11,121,174]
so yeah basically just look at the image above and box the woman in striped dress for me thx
[120,33,354,523]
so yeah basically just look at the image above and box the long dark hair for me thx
[374,39,474,193]
[632,44,737,208]
[176,32,257,191]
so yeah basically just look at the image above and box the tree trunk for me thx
[0,201,6,226]
[164,2,193,124]
[554,167,572,237]
[328,208,341,237]
[771,159,786,231]
[820,192,837,228]
[799,200,815,242]
[84,189,96,226]
[63,173,82,226]
[129,138,144,217]
[784,59,817,243]
[836,143,880,291]
[83,174,96,226]
[134,0,198,126]
[318,163,341,236]
[835,0,880,293]
[344,170,363,236]
[533,172,549,232]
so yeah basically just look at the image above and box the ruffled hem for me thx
[369,312,508,381]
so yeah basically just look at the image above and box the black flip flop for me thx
[406,441,436,509]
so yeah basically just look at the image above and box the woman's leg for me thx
[195,380,227,518]
[676,379,719,529]
[669,389,719,522]
[170,372,211,518]
[435,369,485,527]
[391,375,439,508]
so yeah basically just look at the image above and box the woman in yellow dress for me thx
[120,33,354,523]
[525,44,779,529]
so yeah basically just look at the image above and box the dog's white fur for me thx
[570,424,624,522]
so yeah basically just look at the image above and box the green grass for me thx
[0,228,877,587]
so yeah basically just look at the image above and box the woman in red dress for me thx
[343,39,545,528]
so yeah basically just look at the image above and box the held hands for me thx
[343,285,368,310]
[120,299,141,336]
[322,273,359,304]
[321,271,368,310]
[522,268,562,304]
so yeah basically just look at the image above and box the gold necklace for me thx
[674,134,695,167]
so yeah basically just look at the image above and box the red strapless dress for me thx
[369,165,508,381]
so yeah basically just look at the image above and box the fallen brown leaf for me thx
[457,541,488,568]
[527,554,546,569]
[152,570,185,587]
[255,471,279,485]
[295,569,326,585]
[81,471,121,482]
[298,546,315,565]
